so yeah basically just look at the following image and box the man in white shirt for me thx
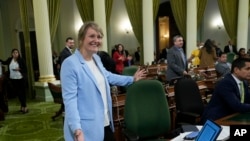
[224,40,237,54]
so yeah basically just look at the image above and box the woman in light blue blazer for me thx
[60,21,146,141]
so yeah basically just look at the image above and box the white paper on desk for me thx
[170,126,230,141]
[217,126,230,141]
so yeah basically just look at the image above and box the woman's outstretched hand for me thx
[133,68,147,82]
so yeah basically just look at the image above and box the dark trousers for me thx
[104,126,115,141]
[10,79,26,107]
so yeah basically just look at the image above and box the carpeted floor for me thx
[0,99,64,141]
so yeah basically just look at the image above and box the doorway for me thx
[19,31,39,81]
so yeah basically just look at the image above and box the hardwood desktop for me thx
[215,112,250,126]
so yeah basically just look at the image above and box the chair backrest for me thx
[227,53,235,63]
[122,65,138,76]
[48,82,62,104]
[174,78,204,116]
[124,80,171,139]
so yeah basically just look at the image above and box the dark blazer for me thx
[201,74,250,123]
[97,51,117,74]
[224,45,237,54]
[166,46,187,81]
[160,48,168,59]
[134,51,140,62]
[0,57,27,79]
[59,47,72,65]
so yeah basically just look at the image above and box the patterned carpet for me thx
[0,99,64,141]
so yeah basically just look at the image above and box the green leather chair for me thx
[227,52,235,64]
[123,80,171,141]
[122,65,138,76]
[121,65,139,93]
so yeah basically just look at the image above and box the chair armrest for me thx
[122,129,139,141]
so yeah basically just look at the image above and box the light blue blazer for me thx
[60,49,134,141]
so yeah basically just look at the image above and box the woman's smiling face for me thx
[81,27,103,54]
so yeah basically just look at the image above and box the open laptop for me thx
[195,119,222,141]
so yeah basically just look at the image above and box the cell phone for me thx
[183,131,199,140]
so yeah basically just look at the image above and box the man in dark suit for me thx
[160,47,168,60]
[201,57,250,123]
[59,37,75,65]
[134,47,140,64]
[57,37,74,113]
[97,51,117,74]
[224,40,237,54]
[166,35,188,84]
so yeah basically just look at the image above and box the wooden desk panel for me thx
[215,113,250,125]
[112,94,126,141]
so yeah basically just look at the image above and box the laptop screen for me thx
[196,120,222,141]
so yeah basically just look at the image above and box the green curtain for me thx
[47,0,61,43]
[170,0,207,39]
[153,0,160,21]
[18,0,35,97]
[105,0,113,54]
[105,0,113,26]
[75,0,94,22]
[197,0,207,28]
[217,0,238,43]
[170,0,186,39]
[124,0,143,64]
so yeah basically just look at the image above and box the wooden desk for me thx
[144,64,167,82]
[112,94,126,141]
[203,79,217,89]
[215,112,250,125]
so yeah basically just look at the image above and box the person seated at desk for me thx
[215,52,231,78]
[201,58,250,124]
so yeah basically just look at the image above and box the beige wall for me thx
[109,0,139,55]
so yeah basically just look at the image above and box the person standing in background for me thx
[188,42,203,67]
[134,46,140,64]
[113,44,132,74]
[123,48,134,67]
[0,49,28,114]
[60,21,146,141]
[199,39,217,67]
[59,37,75,66]
[97,51,117,74]
[212,40,223,57]
[57,37,74,117]
[159,46,169,61]
[166,35,188,84]
[224,40,237,54]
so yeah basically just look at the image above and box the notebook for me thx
[195,119,222,141]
